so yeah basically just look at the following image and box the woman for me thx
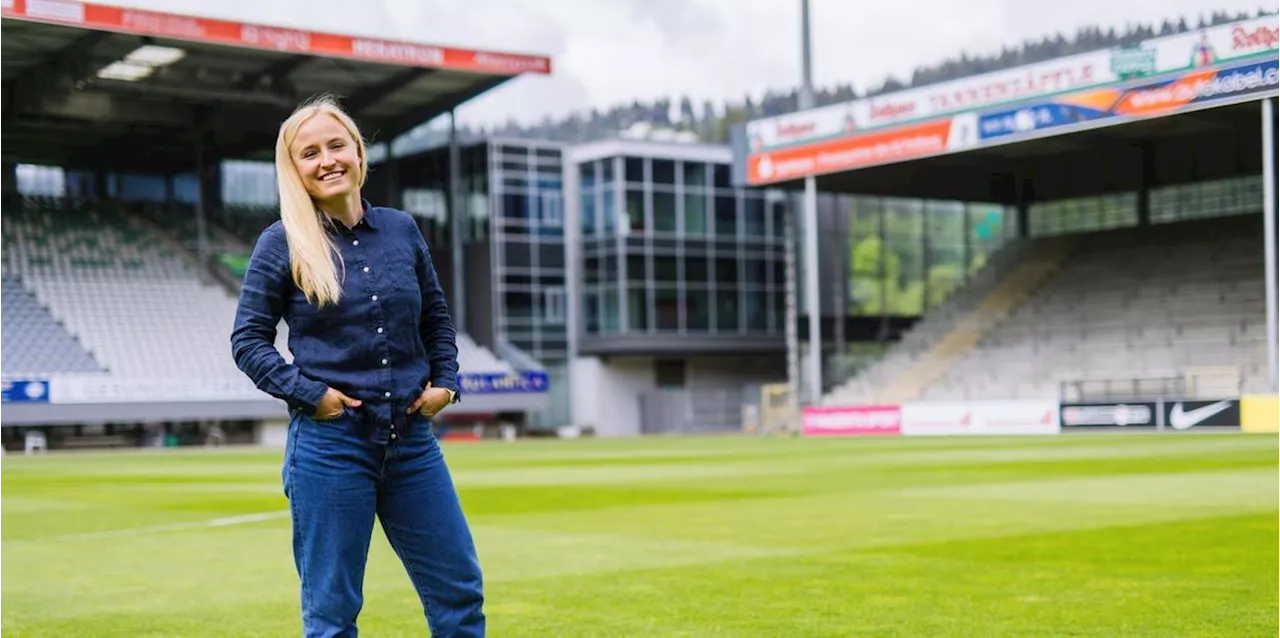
[231,95,484,637]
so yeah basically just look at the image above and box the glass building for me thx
[565,140,790,356]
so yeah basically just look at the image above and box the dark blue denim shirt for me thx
[230,202,460,423]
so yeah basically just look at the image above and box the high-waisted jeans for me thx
[282,405,484,637]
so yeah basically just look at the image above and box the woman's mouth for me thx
[319,170,346,182]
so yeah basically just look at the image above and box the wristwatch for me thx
[444,387,458,404]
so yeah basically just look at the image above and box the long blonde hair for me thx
[274,95,369,307]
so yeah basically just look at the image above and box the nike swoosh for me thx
[1169,401,1232,430]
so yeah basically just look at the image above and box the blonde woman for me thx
[231,95,483,637]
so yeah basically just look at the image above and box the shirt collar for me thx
[320,198,378,235]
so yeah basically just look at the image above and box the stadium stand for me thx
[826,214,1268,404]
[1,196,517,385]
[1,275,103,376]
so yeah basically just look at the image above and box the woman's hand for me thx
[314,387,362,420]
[408,382,453,418]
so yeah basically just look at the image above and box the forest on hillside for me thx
[436,8,1276,148]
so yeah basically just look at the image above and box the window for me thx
[655,359,686,387]
[715,289,739,331]
[652,159,676,186]
[655,288,679,330]
[625,157,645,183]
[685,255,708,284]
[715,257,738,286]
[544,287,566,324]
[579,161,596,188]
[581,187,597,235]
[540,191,562,227]
[743,195,766,238]
[627,254,648,283]
[682,161,706,189]
[653,190,677,233]
[683,190,707,235]
[654,256,678,283]
[715,194,737,237]
[584,291,599,333]
[625,188,645,233]
[628,287,649,331]
[685,288,710,330]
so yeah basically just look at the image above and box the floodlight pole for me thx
[799,0,823,406]
[1262,97,1278,391]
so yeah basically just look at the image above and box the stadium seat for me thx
[827,214,1270,403]
[0,197,516,391]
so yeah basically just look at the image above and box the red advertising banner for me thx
[801,405,902,437]
[748,118,956,184]
[1,0,551,75]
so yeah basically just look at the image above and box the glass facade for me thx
[579,154,787,338]
[489,142,567,361]
[840,195,1016,316]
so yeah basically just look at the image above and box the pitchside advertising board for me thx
[1060,399,1242,429]
[744,16,1278,185]
[800,400,1060,437]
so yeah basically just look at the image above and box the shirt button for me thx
[353,240,359,246]
[363,266,370,273]
[384,391,391,398]
[371,295,378,301]
[381,358,388,365]
[391,433,398,440]
[377,327,384,333]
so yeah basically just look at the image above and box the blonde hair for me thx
[274,94,369,307]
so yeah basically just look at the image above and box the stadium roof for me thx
[1,0,552,173]
[737,16,1278,203]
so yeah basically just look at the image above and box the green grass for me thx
[3,433,1276,636]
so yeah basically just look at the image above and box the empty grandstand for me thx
[1,1,554,442]
[742,14,1278,430]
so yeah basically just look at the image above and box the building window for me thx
[540,191,562,227]
[654,359,686,388]
[544,287,566,324]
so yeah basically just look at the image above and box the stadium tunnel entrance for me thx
[1,1,554,447]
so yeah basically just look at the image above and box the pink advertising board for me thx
[802,405,902,437]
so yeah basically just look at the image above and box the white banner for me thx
[747,16,1278,153]
[50,376,273,404]
[901,400,1061,436]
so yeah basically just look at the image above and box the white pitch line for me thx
[6,510,290,546]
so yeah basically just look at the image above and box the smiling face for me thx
[289,112,363,205]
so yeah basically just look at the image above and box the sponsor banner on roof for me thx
[900,400,1060,436]
[459,371,550,395]
[743,17,1277,183]
[801,405,901,437]
[1,0,551,74]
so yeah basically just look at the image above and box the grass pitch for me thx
[3,433,1276,636]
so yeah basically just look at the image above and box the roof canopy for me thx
[1,0,551,173]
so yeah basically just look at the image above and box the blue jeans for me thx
[282,405,484,637]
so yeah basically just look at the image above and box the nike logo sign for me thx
[1168,401,1232,430]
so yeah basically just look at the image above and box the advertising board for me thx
[1162,399,1241,429]
[801,405,901,437]
[1240,394,1279,433]
[1,379,51,404]
[0,0,552,74]
[900,400,1060,436]
[743,16,1278,185]
[1060,402,1158,428]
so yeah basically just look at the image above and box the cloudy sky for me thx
[99,0,1272,127]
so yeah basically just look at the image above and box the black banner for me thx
[1060,402,1158,428]
[1163,400,1241,429]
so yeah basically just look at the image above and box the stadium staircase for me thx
[865,236,1077,404]
[826,214,1269,405]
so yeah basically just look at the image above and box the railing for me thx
[1059,367,1241,402]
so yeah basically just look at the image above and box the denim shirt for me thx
[230,202,460,423]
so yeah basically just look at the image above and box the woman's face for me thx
[290,113,361,204]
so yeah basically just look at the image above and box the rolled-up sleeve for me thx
[230,227,329,414]
[413,227,461,398]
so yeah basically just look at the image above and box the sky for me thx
[95,0,1274,128]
